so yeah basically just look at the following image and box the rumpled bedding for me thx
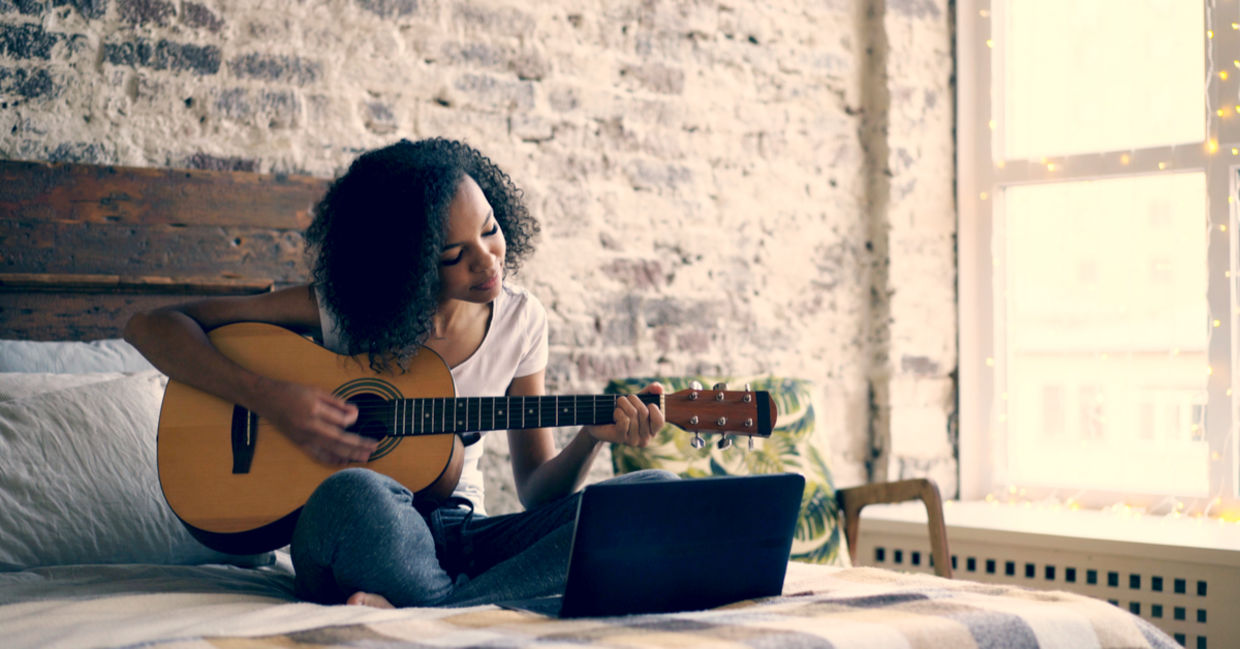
[0,557,1179,649]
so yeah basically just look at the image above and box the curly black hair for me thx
[305,137,539,372]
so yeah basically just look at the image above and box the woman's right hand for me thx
[250,376,375,465]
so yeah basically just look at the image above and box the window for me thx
[958,0,1237,514]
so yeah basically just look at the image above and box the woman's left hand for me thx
[585,382,665,447]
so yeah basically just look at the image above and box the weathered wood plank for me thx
[0,292,204,340]
[0,159,329,229]
[0,273,274,294]
[0,220,307,282]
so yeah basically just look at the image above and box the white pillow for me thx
[0,372,128,402]
[0,371,272,570]
[0,338,155,373]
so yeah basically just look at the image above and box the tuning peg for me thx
[748,437,755,450]
[744,383,751,391]
[712,382,727,390]
[689,380,704,390]
[716,435,733,450]
[691,432,706,449]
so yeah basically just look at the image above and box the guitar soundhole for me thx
[346,393,390,441]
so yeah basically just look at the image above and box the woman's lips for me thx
[473,273,499,291]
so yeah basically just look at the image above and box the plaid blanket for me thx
[137,567,1180,649]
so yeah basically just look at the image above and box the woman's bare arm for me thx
[123,285,375,464]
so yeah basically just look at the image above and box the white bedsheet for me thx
[0,552,427,649]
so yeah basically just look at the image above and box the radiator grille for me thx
[854,518,1240,649]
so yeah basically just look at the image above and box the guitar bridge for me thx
[231,405,258,474]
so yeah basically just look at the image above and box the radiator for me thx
[851,503,1240,649]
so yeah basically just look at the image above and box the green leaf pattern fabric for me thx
[604,376,848,566]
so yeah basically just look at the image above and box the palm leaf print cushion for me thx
[604,376,847,566]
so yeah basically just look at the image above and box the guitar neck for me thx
[363,393,664,437]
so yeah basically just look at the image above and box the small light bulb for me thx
[1158,162,1168,170]
[986,39,995,48]
[1222,70,1230,80]
[1120,154,1131,164]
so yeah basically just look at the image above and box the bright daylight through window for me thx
[958,0,1238,517]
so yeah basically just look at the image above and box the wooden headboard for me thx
[0,160,330,341]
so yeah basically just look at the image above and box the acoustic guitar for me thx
[157,322,777,555]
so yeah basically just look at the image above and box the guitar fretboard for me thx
[373,393,663,437]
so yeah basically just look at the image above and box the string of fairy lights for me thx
[973,0,1240,525]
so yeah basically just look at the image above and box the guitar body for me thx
[156,322,463,555]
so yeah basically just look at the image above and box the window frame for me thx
[957,0,1239,514]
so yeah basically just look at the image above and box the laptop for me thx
[499,473,805,618]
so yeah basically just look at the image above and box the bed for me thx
[0,159,1181,649]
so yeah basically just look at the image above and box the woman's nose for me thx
[471,246,499,272]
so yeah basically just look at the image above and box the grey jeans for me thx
[291,466,677,608]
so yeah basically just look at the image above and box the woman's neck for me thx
[430,299,490,341]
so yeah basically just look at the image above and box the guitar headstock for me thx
[663,384,777,442]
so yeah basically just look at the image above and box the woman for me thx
[124,137,670,608]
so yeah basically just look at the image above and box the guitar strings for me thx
[318,394,672,436]
[337,395,634,436]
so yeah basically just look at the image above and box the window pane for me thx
[1002,173,1209,495]
[999,0,1205,159]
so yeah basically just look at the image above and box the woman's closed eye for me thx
[441,221,499,265]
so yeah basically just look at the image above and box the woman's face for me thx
[437,174,506,304]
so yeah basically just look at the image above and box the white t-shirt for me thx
[316,284,549,515]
